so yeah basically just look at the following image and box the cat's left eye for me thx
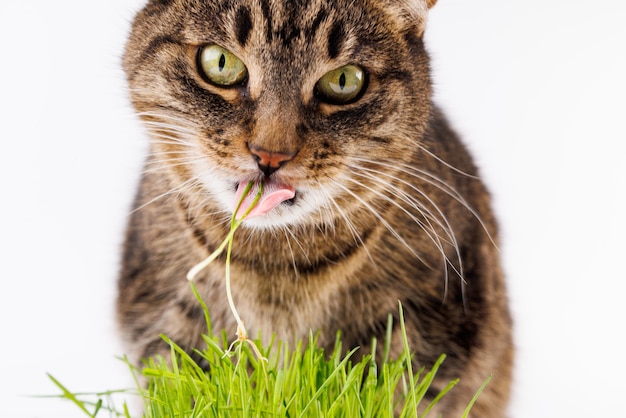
[198,45,248,86]
[316,65,366,104]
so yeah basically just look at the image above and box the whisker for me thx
[353,157,464,202]
[416,145,480,179]
[281,226,303,280]
[130,176,202,214]
[347,167,464,301]
[332,179,433,269]
[317,181,377,269]
[147,136,198,148]
[142,161,205,176]
[145,153,202,163]
[344,173,455,291]
[350,163,463,270]
[144,129,198,147]
[137,110,199,130]
[352,156,498,251]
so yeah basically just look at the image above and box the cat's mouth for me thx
[233,179,296,219]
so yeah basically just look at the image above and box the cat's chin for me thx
[239,203,303,229]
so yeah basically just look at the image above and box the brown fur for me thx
[118,0,513,415]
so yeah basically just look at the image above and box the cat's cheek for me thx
[187,162,237,213]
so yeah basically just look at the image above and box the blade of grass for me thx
[462,374,492,418]
[398,302,418,418]
[47,374,96,417]
[420,376,458,417]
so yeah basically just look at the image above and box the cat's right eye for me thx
[316,65,366,104]
[198,45,248,87]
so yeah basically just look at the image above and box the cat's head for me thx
[125,0,437,228]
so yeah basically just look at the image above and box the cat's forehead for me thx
[178,0,378,46]
[168,0,425,49]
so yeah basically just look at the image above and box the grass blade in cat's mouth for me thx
[234,180,295,219]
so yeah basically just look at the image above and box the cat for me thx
[117,0,514,416]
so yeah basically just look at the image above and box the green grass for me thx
[49,299,489,417]
[47,182,490,416]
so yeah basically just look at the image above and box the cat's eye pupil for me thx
[316,64,365,104]
[339,73,346,90]
[198,45,248,87]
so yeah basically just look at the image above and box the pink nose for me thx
[248,144,295,176]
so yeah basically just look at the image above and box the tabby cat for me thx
[117,0,513,415]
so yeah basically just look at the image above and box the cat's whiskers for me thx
[137,110,199,131]
[330,179,432,269]
[346,166,462,301]
[148,137,199,149]
[354,156,498,251]
[416,145,480,179]
[130,176,202,214]
[281,226,305,281]
[352,156,465,202]
[317,180,378,269]
[142,148,205,178]
[141,119,202,165]
[139,111,203,157]
[311,189,341,239]
[132,112,235,218]
[351,166,453,240]
[144,153,203,173]
[348,162,464,272]
[139,163,222,221]
[144,126,197,142]
[311,194,335,236]
[143,123,199,147]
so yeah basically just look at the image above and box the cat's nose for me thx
[248,144,296,177]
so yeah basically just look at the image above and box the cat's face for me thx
[125,0,435,228]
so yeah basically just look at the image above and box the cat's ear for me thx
[415,0,437,36]
[386,0,438,37]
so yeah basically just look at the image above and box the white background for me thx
[1,0,625,416]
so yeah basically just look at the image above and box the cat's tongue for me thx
[234,181,295,219]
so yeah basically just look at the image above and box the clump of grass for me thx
[47,182,490,416]
[50,304,487,417]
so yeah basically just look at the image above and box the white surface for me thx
[1,1,625,416]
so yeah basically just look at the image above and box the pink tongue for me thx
[234,181,295,219]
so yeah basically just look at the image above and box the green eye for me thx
[316,65,366,104]
[198,45,248,86]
